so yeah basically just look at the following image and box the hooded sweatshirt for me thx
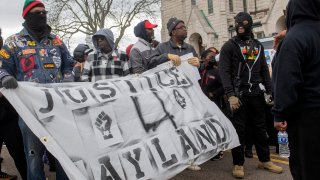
[81,28,129,82]
[92,28,115,52]
[134,21,150,43]
[219,36,271,97]
[130,21,168,74]
[272,0,320,122]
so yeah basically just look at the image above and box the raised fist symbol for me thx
[95,111,113,139]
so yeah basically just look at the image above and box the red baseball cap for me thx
[144,20,158,29]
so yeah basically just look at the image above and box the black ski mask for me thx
[235,12,253,39]
[24,9,49,42]
[25,11,47,31]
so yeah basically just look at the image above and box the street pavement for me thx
[171,146,292,180]
[1,145,292,180]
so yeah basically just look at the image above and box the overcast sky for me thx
[0,0,24,38]
[0,0,162,51]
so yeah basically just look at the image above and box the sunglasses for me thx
[29,10,48,15]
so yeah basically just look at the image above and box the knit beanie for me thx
[167,17,184,36]
[22,0,44,18]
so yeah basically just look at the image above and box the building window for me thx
[229,0,234,12]
[208,0,213,14]
[243,0,247,12]
[191,0,196,5]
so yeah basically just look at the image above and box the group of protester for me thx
[0,0,319,179]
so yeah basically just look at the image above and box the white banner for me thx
[2,61,239,180]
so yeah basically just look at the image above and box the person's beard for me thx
[146,31,155,43]
[177,33,187,42]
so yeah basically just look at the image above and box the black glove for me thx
[2,76,18,89]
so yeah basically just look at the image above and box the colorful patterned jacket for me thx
[0,28,75,83]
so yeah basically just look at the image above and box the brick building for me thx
[160,0,288,54]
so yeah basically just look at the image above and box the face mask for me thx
[25,12,47,31]
[235,12,253,38]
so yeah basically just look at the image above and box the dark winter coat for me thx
[130,21,168,73]
[272,0,320,122]
[156,39,198,57]
[199,63,224,105]
[219,37,271,97]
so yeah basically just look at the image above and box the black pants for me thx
[288,107,320,180]
[0,97,27,179]
[231,95,270,165]
[245,122,253,150]
[245,104,278,150]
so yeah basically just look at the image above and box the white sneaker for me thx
[187,164,201,171]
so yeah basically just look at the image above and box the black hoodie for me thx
[219,36,271,97]
[272,0,320,122]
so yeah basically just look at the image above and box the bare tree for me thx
[44,0,159,48]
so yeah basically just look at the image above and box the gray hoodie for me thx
[81,28,130,82]
[92,28,115,52]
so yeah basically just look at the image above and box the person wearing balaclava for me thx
[81,28,130,82]
[130,20,181,74]
[0,0,75,179]
[22,0,49,42]
[273,0,320,179]
[219,12,283,178]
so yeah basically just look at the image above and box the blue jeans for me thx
[19,118,69,180]
[19,118,45,180]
